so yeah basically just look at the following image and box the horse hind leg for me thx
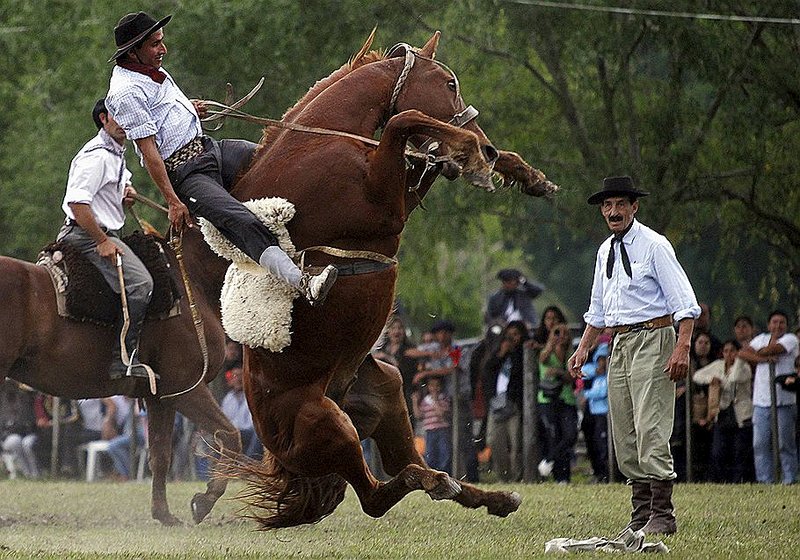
[173,383,242,524]
[144,398,182,526]
[252,392,458,527]
[348,357,522,518]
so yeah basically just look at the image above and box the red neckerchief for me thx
[117,61,166,84]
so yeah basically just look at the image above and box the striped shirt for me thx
[419,393,451,432]
[62,129,131,231]
[106,65,202,165]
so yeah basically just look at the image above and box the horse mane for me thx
[256,30,386,150]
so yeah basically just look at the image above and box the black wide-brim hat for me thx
[108,12,172,63]
[587,175,650,205]
[497,268,522,282]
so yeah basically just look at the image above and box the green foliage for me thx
[1,0,798,332]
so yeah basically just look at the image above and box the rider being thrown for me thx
[104,12,337,306]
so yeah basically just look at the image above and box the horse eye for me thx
[447,79,457,92]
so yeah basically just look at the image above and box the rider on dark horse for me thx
[104,12,337,306]
[57,99,153,380]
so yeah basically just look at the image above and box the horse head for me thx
[386,33,499,192]
[386,32,557,199]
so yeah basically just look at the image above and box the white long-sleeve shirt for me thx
[62,129,131,231]
[583,219,701,328]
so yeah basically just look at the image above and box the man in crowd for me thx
[568,176,700,536]
[484,268,543,330]
[105,12,336,307]
[738,311,798,484]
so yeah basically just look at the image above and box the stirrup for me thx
[301,265,338,307]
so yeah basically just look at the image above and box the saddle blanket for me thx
[200,197,298,352]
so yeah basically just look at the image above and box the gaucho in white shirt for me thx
[568,176,700,537]
[57,99,153,379]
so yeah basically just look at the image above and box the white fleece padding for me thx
[200,197,298,351]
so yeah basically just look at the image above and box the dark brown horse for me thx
[227,31,557,528]
[0,228,239,526]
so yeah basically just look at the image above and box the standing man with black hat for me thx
[104,12,337,306]
[567,176,700,536]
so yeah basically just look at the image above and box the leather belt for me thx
[64,218,108,232]
[614,315,673,334]
[164,137,205,172]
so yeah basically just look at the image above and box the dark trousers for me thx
[541,400,578,482]
[589,413,610,482]
[710,419,754,483]
[168,137,278,262]
[425,427,452,474]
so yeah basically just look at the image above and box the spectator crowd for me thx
[2,268,798,487]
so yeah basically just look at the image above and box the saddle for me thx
[37,231,181,327]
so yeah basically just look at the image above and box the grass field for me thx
[0,479,798,559]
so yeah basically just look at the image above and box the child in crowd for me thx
[581,343,610,482]
[414,377,452,474]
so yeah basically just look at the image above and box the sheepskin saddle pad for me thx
[200,197,298,352]
[37,231,181,327]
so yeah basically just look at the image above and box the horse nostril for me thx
[482,144,499,164]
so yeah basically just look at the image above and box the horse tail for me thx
[223,451,348,530]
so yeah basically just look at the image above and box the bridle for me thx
[386,43,479,129]
[385,43,482,193]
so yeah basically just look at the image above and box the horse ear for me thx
[351,26,377,66]
[418,31,441,59]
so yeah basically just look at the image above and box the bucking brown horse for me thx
[225,31,557,528]
[0,228,239,526]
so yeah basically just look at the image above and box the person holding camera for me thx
[483,320,528,482]
[537,321,577,482]
[484,268,544,331]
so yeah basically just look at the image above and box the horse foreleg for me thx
[173,383,241,524]
[145,397,181,526]
[494,150,558,196]
[367,109,493,198]
[347,357,522,518]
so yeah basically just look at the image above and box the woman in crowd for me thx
[537,314,577,483]
[693,339,754,482]
[530,306,568,350]
[372,315,418,418]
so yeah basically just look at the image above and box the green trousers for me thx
[608,327,677,481]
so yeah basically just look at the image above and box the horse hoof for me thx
[191,493,215,524]
[427,474,462,501]
[487,491,522,517]
[154,512,184,526]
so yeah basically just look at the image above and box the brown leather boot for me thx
[641,479,677,535]
[623,480,652,532]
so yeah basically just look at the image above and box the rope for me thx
[200,102,450,165]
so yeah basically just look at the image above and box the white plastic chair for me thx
[1,451,18,480]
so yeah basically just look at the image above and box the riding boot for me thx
[258,245,338,307]
[641,479,677,535]
[621,480,652,533]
